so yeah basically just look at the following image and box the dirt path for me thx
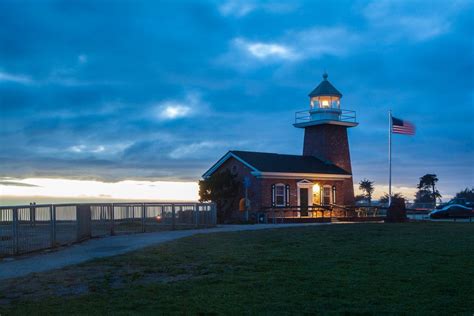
[0,223,328,280]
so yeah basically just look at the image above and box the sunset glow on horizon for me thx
[0,177,435,206]
[0,178,199,205]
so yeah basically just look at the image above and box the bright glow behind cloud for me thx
[235,38,297,60]
[159,103,192,120]
[155,92,208,120]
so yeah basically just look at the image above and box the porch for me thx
[258,205,385,224]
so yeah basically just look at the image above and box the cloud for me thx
[154,92,209,121]
[362,1,458,42]
[234,38,297,60]
[169,141,222,159]
[291,27,359,58]
[0,71,34,85]
[0,180,40,187]
[219,0,256,17]
[158,102,192,120]
[223,27,358,68]
[218,0,297,18]
[68,145,106,154]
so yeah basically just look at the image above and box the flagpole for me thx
[388,110,392,207]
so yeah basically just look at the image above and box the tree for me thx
[416,174,441,205]
[379,193,405,205]
[359,179,375,205]
[199,170,240,223]
[414,189,434,204]
[455,187,474,202]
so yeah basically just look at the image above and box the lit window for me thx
[275,184,286,207]
[312,183,321,205]
[321,100,330,108]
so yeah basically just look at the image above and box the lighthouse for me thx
[204,72,358,221]
[294,73,357,205]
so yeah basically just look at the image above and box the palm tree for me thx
[417,174,441,204]
[359,179,375,205]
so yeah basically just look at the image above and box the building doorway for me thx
[299,188,309,216]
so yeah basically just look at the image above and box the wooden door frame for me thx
[297,180,313,217]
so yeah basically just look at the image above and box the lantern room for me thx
[309,73,341,110]
[294,73,357,128]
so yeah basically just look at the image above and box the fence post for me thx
[141,203,146,233]
[195,203,199,228]
[171,204,176,230]
[50,205,56,247]
[30,204,36,227]
[207,204,212,226]
[110,204,115,236]
[12,207,19,255]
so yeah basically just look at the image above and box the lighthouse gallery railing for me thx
[295,108,356,124]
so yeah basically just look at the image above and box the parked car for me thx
[429,204,474,219]
[436,198,474,209]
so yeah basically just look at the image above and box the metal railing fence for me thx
[294,108,357,124]
[0,202,216,257]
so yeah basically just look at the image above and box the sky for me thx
[0,0,473,204]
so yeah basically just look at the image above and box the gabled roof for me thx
[308,73,342,98]
[202,150,351,178]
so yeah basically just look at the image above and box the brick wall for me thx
[259,178,350,209]
[302,124,355,205]
[303,124,353,173]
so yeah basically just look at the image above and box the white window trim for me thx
[274,183,286,207]
[322,185,332,205]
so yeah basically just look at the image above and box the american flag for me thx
[392,116,415,135]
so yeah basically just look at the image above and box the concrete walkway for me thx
[0,223,328,280]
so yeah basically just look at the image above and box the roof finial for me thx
[323,71,328,80]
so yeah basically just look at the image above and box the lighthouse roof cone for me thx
[308,72,342,98]
[294,73,358,128]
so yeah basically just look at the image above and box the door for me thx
[299,188,309,216]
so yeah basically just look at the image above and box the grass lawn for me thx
[1,223,473,314]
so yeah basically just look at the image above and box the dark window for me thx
[275,184,286,206]
[323,186,331,205]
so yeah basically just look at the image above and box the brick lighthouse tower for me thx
[294,73,358,205]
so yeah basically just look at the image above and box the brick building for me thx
[203,73,357,218]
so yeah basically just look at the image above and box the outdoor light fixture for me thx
[312,183,320,193]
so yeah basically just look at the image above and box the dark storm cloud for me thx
[0,0,473,197]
